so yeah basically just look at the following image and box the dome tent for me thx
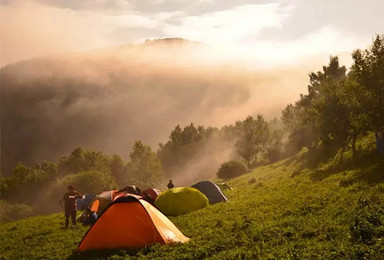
[191,181,228,205]
[154,187,208,216]
[76,194,96,211]
[88,190,122,214]
[77,195,189,252]
[117,185,141,194]
[140,188,161,204]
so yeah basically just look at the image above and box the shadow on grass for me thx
[66,248,144,260]
[309,152,384,184]
[284,145,340,170]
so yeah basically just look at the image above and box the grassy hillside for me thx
[1,147,383,259]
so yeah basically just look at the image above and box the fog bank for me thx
[1,39,310,175]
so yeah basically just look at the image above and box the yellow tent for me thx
[154,187,209,216]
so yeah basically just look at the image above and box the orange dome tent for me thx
[88,190,123,215]
[77,195,189,252]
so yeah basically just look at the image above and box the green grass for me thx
[1,149,384,259]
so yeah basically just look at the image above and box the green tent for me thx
[154,187,209,216]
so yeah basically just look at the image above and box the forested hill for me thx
[0,37,297,175]
[0,37,229,174]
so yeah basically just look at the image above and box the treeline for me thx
[282,35,383,158]
[158,117,283,178]
[0,117,279,194]
[0,114,282,217]
[0,142,161,202]
[1,34,383,220]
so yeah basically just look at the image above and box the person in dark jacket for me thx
[62,185,83,228]
[81,208,98,226]
[167,179,174,189]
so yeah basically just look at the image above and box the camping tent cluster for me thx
[153,182,229,216]
[75,180,228,253]
[81,187,161,215]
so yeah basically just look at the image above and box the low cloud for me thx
[162,3,290,46]
[1,40,312,174]
[3,0,380,68]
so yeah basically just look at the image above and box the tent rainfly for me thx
[154,187,208,216]
[191,181,229,205]
[77,195,189,252]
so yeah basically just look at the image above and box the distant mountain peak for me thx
[143,37,202,46]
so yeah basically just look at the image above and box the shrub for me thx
[36,170,118,214]
[217,160,248,179]
[339,176,355,187]
[350,197,384,245]
[54,170,118,194]
[0,200,33,223]
[248,178,257,184]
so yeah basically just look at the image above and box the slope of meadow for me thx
[1,143,383,259]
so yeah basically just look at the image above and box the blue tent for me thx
[77,194,96,211]
[191,181,228,205]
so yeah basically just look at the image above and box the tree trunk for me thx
[340,146,345,162]
[351,134,357,159]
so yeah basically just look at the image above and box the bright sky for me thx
[0,0,383,67]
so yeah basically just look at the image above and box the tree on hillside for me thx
[266,129,284,163]
[350,34,384,134]
[128,141,163,187]
[282,56,348,153]
[282,96,321,154]
[11,163,30,184]
[108,154,130,185]
[35,161,57,177]
[281,103,317,154]
[235,115,269,167]
[1,162,55,204]
[281,35,384,159]
[58,148,84,174]
[336,78,370,157]
[310,57,349,147]
[158,123,216,176]
[58,147,110,175]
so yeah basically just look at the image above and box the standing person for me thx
[167,179,174,189]
[62,185,83,228]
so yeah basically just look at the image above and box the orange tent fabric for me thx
[77,195,189,252]
[88,190,124,215]
[90,199,100,212]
